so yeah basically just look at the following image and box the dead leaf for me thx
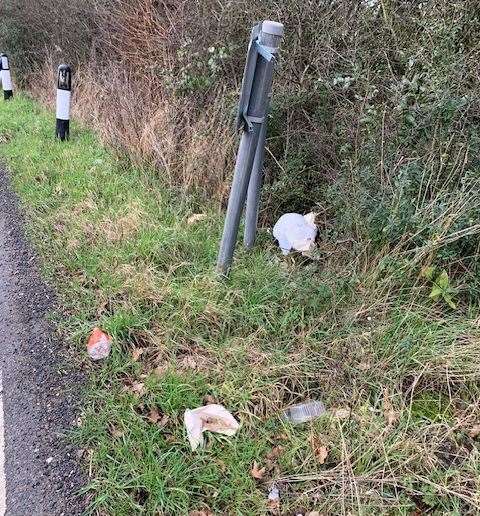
[251,461,266,480]
[203,394,217,405]
[310,434,328,464]
[189,511,213,516]
[110,426,124,438]
[132,381,145,396]
[267,499,280,513]
[383,388,398,426]
[147,408,161,424]
[95,299,108,317]
[306,512,321,516]
[158,414,169,428]
[187,213,207,225]
[180,355,197,369]
[331,407,351,419]
[216,460,227,473]
[385,409,398,426]
[266,446,283,462]
[154,365,167,377]
[317,445,328,464]
[469,424,480,438]
[132,348,144,361]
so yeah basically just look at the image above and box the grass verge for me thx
[0,95,479,514]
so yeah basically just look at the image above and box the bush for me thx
[2,0,480,293]
[0,0,101,79]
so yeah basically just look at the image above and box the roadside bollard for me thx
[216,20,284,277]
[1,54,13,100]
[55,64,72,141]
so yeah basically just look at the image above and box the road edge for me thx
[0,166,86,515]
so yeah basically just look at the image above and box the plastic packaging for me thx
[184,404,240,451]
[282,400,326,424]
[87,327,112,360]
[273,212,317,255]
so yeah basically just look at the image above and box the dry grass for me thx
[18,0,480,224]
[3,1,480,513]
[30,58,236,201]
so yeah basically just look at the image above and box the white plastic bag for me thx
[273,212,317,255]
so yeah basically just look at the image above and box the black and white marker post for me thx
[55,65,72,141]
[1,54,13,100]
[216,20,284,277]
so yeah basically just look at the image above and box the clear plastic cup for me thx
[282,400,326,424]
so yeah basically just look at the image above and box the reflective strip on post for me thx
[56,89,71,120]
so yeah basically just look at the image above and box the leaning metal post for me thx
[56,64,72,141]
[245,28,282,249]
[1,54,13,100]
[243,109,268,249]
[216,20,284,277]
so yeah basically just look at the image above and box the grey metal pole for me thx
[244,111,268,248]
[216,20,284,277]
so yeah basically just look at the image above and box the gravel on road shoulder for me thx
[0,167,86,516]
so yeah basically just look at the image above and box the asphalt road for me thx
[0,168,85,515]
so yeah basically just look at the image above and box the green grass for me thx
[1,95,479,514]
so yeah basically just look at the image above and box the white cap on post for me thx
[259,21,284,53]
[262,21,284,37]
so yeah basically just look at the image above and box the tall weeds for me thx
[3,1,480,269]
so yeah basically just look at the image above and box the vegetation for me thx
[0,95,479,514]
[2,1,479,209]
[1,0,480,513]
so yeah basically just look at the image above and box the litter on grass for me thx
[282,400,326,424]
[184,404,240,451]
[267,484,280,511]
[273,212,317,255]
[86,327,112,360]
[187,213,207,225]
